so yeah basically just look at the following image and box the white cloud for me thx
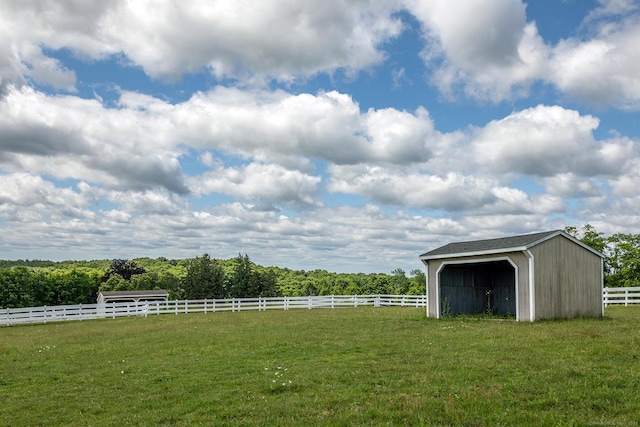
[0,173,86,208]
[584,0,639,22]
[19,43,77,91]
[609,156,640,197]
[189,162,322,205]
[0,1,119,94]
[3,1,640,272]
[409,0,527,67]
[406,0,547,101]
[473,105,631,177]
[539,174,605,198]
[549,14,640,109]
[364,107,433,163]
[327,164,567,214]
[107,0,403,81]
[403,0,640,109]
[0,0,404,86]
[327,164,498,211]
[0,86,187,194]
[3,0,640,111]
[173,87,435,167]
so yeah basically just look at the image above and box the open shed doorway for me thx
[439,260,516,317]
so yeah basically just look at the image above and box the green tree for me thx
[408,269,426,295]
[0,267,42,308]
[253,268,280,297]
[608,233,640,288]
[565,224,607,253]
[228,254,280,298]
[391,268,409,294]
[228,254,253,298]
[47,269,99,305]
[101,259,146,283]
[182,254,225,299]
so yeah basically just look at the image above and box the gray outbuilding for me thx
[419,230,604,321]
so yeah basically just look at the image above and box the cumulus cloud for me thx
[328,166,497,210]
[3,0,640,110]
[403,0,640,109]
[473,105,632,177]
[0,0,403,87]
[549,14,640,109]
[0,86,187,194]
[327,164,568,214]
[0,173,86,209]
[539,174,605,198]
[2,1,640,271]
[0,1,118,95]
[584,0,639,22]
[112,0,404,81]
[405,0,547,101]
[172,87,435,167]
[408,0,528,67]
[188,162,322,205]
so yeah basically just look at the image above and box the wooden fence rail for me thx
[3,288,639,326]
[0,294,427,326]
[603,287,640,306]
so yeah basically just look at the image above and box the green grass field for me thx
[1,307,640,426]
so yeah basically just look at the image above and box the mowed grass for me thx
[1,307,640,426]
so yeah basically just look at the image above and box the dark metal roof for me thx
[419,230,562,259]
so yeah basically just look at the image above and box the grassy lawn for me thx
[1,307,640,426]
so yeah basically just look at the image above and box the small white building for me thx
[97,290,169,304]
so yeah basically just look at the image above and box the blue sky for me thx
[1,0,640,273]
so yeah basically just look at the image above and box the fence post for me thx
[331,295,334,309]
[626,289,629,307]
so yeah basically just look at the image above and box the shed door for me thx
[439,260,516,316]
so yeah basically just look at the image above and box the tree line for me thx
[0,253,425,309]
[4,223,633,309]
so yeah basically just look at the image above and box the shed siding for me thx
[530,235,602,320]
[425,252,530,321]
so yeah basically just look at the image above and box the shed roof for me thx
[98,290,168,297]
[420,230,603,260]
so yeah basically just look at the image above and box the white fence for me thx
[0,294,427,326]
[603,287,640,306]
[4,288,639,326]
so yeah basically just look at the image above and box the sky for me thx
[1,0,640,274]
